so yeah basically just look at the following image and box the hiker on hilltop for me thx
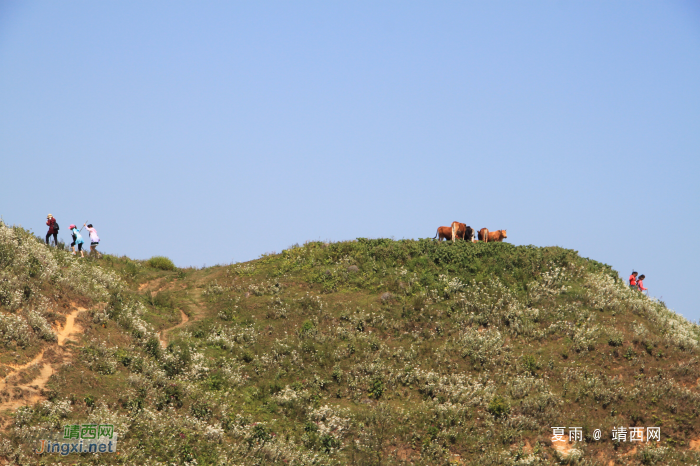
[45,214,59,246]
[69,224,85,257]
[637,274,647,293]
[629,271,638,289]
[84,223,102,258]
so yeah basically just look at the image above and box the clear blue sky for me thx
[1,2,699,319]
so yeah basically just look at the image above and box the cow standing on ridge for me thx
[477,229,507,242]
[487,230,507,242]
[478,228,489,242]
[434,226,453,241]
[450,222,476,242]
[451,222,465,242]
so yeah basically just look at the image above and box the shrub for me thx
[25,309,57,342]
[0,312,32,348]
[426,426,439,440]
[241,350,254,363]
[608,334,623,347]
[157,383,183,409]
[190,399,213,420]
[81,342,117,375]
[522,354,539,375]
[250,424,272,445]
[150,291,173,308]
[368,378,385,399]
[299,320,315,336]
[488,395,510,418]
[147,256,176,271]
[332,365,343,383]
[207,373,226,391]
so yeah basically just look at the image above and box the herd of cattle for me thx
[434,222,507,243]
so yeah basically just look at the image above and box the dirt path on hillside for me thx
[0,306,84,417]
[552,439,574,458]
[139,278,163,292]
[158,309,190,348]
[138,276,207,348]
[138,277,188,293]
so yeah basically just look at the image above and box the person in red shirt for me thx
[629,271,638,289]
[637,274,647,293]
[45,214,58,246]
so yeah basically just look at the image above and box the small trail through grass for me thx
[0,306,84,417]
[158,309,190,348]
[138,276,207,348]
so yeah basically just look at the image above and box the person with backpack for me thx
[84,223,101,258]
[69,224,85,257]
[45,214,59,246]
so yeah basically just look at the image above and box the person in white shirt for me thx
[83,223,102,258]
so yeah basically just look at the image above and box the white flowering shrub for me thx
[507,374,551,400]
[106,296,157,341]
[0,312,32,348]
[308,404,351,452]
[452,327,506,366]
[207,324,258,349]
[454,278,541,338]
[272,385,302,408]
[24,309,56,342]
[62,258,123,301]
[87,402,132,437]
[247,279,282,296]
[228,262,256,276]
[438,274,466,298]
[636,445,670,464]
[81,340,118,375]
[0,224,61,311]
[527,264,576,303]
[202,281,226,297]
[13,406,34,427]
[572,322,599,353]
[582,272,625,312]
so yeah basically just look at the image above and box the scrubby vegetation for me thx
[146,256,176,271]
[1,224,700,465]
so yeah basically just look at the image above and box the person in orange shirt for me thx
[637,274,647,293]
[629,271,638,289]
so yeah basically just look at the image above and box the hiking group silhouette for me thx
[45,214,101,258]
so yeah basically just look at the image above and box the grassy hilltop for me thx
[1,222,700,465]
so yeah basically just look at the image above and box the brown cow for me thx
[487,230,507,242]
[433,226,452,241]
[451,222,465,242]
[477,228,489,242]
[450,222,476,242]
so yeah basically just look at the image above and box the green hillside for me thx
[1,221,699,465]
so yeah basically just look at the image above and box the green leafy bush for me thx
[522,354,540,375]
[488,395,510,418]
[147,256,176,271]
[368,377,385,399]
[147,290,174,309]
